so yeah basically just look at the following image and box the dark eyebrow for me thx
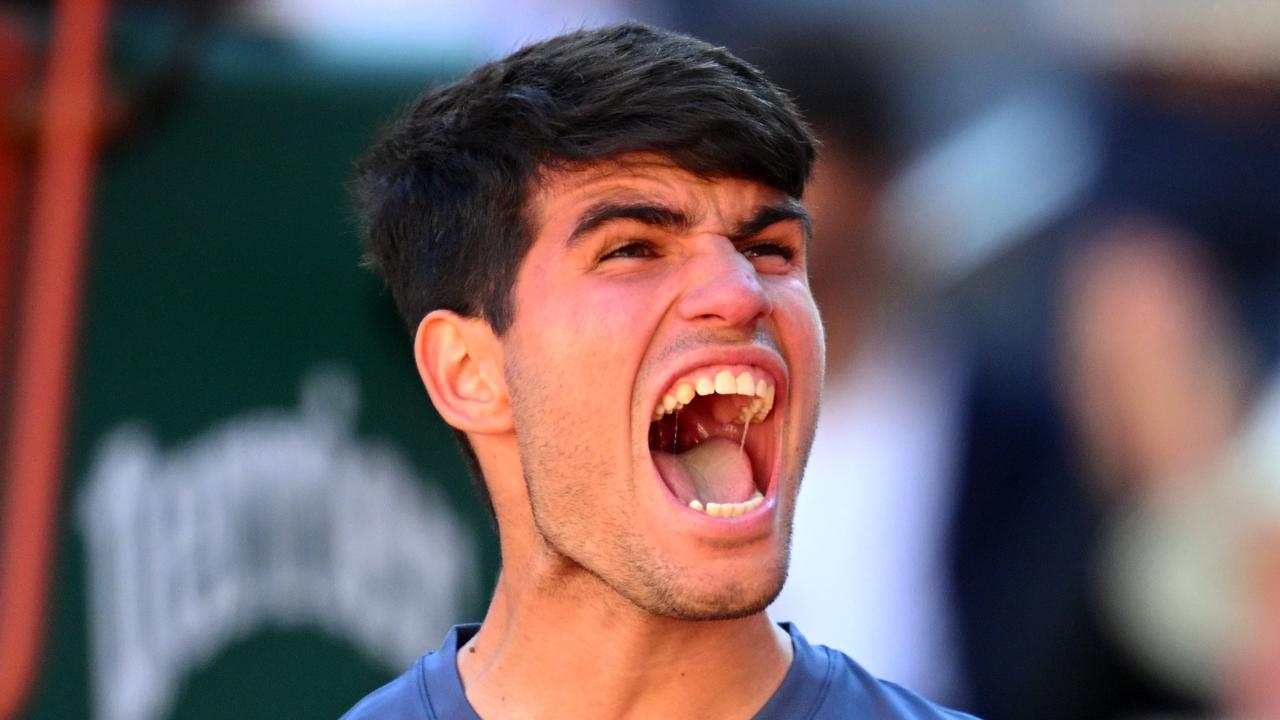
[568,201,692,247]
[566,197,811,247]
[729,199,811,244]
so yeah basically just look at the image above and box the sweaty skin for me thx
[432,157,825,719]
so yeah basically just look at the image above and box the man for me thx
[343,23,974,719]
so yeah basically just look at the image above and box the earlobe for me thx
[414,310,512,434]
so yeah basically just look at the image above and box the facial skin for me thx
[413,155,827,717]
[494,156,825,619]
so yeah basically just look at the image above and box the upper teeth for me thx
[652,367,776,424]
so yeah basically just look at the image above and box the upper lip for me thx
[642,344,788,420]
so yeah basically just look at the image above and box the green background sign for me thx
[13,17,499,720]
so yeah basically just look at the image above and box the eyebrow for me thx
[568,201,693,246]
[730,199,811,245]
[567,198,811,247]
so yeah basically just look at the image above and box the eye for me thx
[741,242,796,263]
[600,240,658,261]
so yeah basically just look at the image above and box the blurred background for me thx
[1,1,1278,718]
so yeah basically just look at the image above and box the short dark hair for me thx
[356,22,815,334]
[354,22,816,521]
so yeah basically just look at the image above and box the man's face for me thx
[499,156,824,619]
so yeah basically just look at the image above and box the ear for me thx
[414,310,512,434]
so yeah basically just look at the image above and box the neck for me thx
[457,550,793,719]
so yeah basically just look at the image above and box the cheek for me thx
[771,281,826,429]
[538,303,642,376]
[773,279,825,361]
[541,280,659,367]
[508,297,647,443]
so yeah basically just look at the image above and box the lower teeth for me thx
[688,490,764,517]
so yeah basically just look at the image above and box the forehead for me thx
[528,156,788,241]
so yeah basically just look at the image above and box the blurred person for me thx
[342,23,975,719]
[946,9,1280,718]
[742,25,970,704]
[1060,223,1280,718]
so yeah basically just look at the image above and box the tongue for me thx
[653,437,755,505]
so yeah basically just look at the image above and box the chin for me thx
[621,551,791,622]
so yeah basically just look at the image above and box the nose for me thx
[675,242,773,329]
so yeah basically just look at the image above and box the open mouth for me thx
[648,365,779,518]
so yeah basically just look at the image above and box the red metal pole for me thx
[0,0,110,716]
[0,11,34,384]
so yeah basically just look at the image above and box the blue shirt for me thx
[342,623,978,719]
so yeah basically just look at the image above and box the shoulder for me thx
[339,657,428,720]
[772,623,980,720]
[823,650,979,719]
[340,624,480,720]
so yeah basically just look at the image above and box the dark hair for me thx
[355,22,816,522]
